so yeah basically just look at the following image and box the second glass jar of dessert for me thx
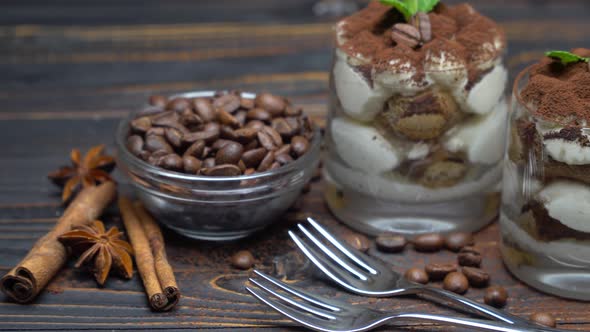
[324,2,508,236]
[501,50,590,300]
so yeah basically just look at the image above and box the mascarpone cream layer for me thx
[536,123,590,165]
[539,180,590,233]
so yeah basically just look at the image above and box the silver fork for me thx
[247,270,548,332]
[289,218,561,331]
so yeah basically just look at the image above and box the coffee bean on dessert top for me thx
[444,232,474,252]
[484,286,508,308]
[529,313,557,328]
[127,91,314,176]
[413,233,444,252]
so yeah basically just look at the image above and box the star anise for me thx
[58,220,134,286]
[48,145,115,202]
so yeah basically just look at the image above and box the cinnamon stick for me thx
[132,201,180,310]
[1,182,116,303]
[118,196,168,311]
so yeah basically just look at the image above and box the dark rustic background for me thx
[1,0,590,331]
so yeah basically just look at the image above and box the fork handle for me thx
[413,286,557,330]
[392,313,553,332]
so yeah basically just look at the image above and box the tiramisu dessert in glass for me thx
[501,49,590,300]
[324,0,508,235]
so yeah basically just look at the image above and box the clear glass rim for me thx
[115,90,322,185]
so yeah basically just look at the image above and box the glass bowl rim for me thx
[115,90,322,184]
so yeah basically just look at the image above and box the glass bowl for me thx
[115,91,321,241]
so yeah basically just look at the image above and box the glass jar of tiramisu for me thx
[501,49,590,300]
[324,1,508,235]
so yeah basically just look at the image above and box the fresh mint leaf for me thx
[417,0,440,12]
[545,50,590,65]
[380,0,439,22]
[380,0,412,21]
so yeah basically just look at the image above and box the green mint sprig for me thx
[545,50,590,66]
[380,0,439,22]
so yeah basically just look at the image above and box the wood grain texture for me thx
[1,0,590,330]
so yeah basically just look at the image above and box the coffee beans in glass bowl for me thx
[116,91,320,241]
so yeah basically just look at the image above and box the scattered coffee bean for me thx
[213,94,241,113]
[444,232,474,252]
[230,250,255,270]
[404,267,429,284]
[149,95,167,108]
[375,234,407,253]
[443,272,469,294]
[126,135,144,156]
[255,92,286,116]
[425,263,458,281]
[128,91,314,176]
[183,156,202,174]
[457,246,482,267]
[343,232,370,252]
[413,233,444,252]
[529,313,556,328]
[462,267,490,288]
[160,154,183,171]
[484,286,508,308]
[202,164,241,177]
[215,142,244,165]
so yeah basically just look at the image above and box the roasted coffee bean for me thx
[164,128,183,148]
[445,232,474,252]
[291,136,310,157]
[138,150,151,161]
[257,130,278,151]
[375,234,407,253]
[193,98,217,122]
[202,157,216,169]
[211,139,233,151]
[183,156,202,174]
[262,126,283,147]
[183,130,219,144]
[151,111,180,128]
[184,140,205,158]
[391,23,421,48]
[202,164,241,177]
[180,108,202,126]
[342,232,370,252]
[166,97,190,112]
[213,94,241,113]
[147,150,168,166]
[131,116,152,133]
[247,108,272,122]
[160,154,183,171]
[204,122,221,134]
[458,246,482,267]
[284,106,302,116]
[237,160,246,172]
[215,142,244,165]
[484,286,508,308]
[404,268,429,284]
[146,127,165,136]
[218,109,240,127]
[529,313,556,328]
[271,117,296,138]
[149,95,167,108]
[413,233,444,252]
[255,93,286,116]
[219,125,238,141]
[425,263,457,281]
[234,127,258,143]
[275,144,291,157]
[126,135,144,156]
[244,168,256,176]
[201,146,212,159]
[443,272,469,294]
[269,161,281,170]
[145,135,173,153]
[257,151,275,172]
[230,250,254,270]
[244,139,259,151]
[462,267,490,288]
[240,97,255,109]
[235,111,247,127]
[242,148,267,168]
[275,153,294,165]
[285,117,301,132]
[245,120,265,131]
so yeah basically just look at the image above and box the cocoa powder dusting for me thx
[337,1,505,81]
[521,48,590,124]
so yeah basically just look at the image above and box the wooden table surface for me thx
[1,0,589,330]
